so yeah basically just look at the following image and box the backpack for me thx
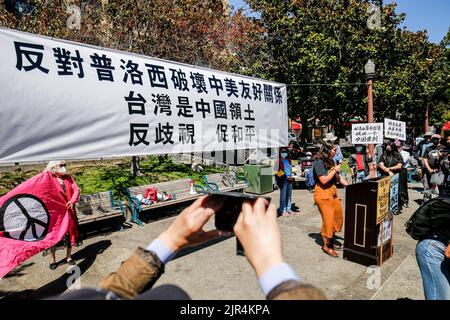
[428,149,441,168]
[305,168,316,190]
[405,197,450,240]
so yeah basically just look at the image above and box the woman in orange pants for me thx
[313,142,348,257]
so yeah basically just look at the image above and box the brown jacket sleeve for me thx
[98,247,165,299]
[267,280,327,300]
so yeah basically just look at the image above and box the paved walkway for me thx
[0,183,426,300]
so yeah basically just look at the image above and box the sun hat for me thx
[323,133,338,142]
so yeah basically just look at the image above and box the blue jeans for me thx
[416,238,450,300]
[355,171,366,183]
[278,180,293,212]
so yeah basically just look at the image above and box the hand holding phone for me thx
[203,191,271,232]
[233,198,284,277]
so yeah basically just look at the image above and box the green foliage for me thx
[245,0,448,134]
[0,157,224,200]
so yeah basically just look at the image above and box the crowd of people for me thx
[27,131,449,300]
[277,131,449,299]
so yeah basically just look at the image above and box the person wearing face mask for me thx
[423,134,446,197]
[42,161,82,270]
[274,148,297,216]
[348,145,370,183]
[378,141,404,214]
[441,135,450,196]
[373,138,391,177]
[396,140,410,208]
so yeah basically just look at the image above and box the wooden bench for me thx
[126,178,205,226]
[76,190,125,229]
[203,172,248,192]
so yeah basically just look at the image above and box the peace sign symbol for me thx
[0,194,50,242]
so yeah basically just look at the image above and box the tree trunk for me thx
[131,156,141,177]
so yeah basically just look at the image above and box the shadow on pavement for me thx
[139,201,194,224]
[308,233,343,248]
[173,234,235,261]
[0,240,112,300]
[3,262,35,279]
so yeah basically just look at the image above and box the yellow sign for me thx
[376,177,391,224]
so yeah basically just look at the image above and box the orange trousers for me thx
[313,184,343,239]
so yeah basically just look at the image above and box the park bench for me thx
[126,178,205,226]
[76,190,125,229]
[126,171,248,225]
[203,171,248,192]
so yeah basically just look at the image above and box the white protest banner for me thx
[351,123,383,145]
[384,118,406,141]
[0,28,288,164]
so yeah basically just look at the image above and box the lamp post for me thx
[364,59,376,178]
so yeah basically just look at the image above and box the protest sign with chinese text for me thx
[384,118,406,141]
[351,123,384,145]
[0,28,288,163]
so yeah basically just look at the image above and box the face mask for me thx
[57,166,67,175]
[281,152,288,158]
[355,147,363,152]
[432,139,439,145]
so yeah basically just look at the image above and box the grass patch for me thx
[0,156,224,200]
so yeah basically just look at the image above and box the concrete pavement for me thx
[0,183,426,300]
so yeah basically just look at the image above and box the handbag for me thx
[430,171,445,185]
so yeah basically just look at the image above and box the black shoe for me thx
[49,263,57,270]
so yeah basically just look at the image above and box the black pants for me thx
[399,168,409,206]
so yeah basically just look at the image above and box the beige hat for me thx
[424,131,433,137]
[323,133,338,142]
[431,134,441,139]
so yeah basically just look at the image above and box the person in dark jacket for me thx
[378,141,404,214]
[414,198,450,300]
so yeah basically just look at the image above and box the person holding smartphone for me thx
[313,142,348,258]
[55,195,326,300]
[274,148,297,216]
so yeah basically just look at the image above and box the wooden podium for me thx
[343,177,395,266]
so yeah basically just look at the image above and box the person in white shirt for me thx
[399,144,411,168]
[395,140,410,208]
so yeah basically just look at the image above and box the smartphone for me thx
[202,191,271,232]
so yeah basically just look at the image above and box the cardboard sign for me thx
[351,123,384,145]
[384,118,406,141]
[376,176,390,224]
[377,215,393,247]
[389,173,399,213]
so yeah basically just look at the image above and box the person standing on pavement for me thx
[412,198,450,300]
[396,140,410,208]
[378,141,404,214]
[418,132,434,186]
[440,135,450,196]
[313,142,348,258]
[348,145,370,183]
[423,134,446,197]
[274,147,297,217]
[42,161,82,270]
